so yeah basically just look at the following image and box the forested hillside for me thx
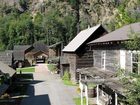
[0,0,140,50]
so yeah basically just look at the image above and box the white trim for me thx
[101,51,106,70]
[96,84,99,105]
[85,84,88,105]
[115,93,118,105]
[120,50,126,69]
[131,52,133,73]
[93,50,95,67]
[80,82,84,105]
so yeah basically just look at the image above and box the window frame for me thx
[131,52,140,74]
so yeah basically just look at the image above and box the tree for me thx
[122,74,140,105]
[122,32,140,105]
[125,31,140,50]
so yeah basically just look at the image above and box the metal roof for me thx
[14,45,31,51]
[62,24,102,52]
[32,41,48,53]
[0,61,15,77]
[89,22,140,44]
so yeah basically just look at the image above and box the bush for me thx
[47,64,57,73]
[62,71,71,81]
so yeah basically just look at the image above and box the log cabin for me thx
[13,41,49,68]
[78,22,140,105]
[61,24,107,82]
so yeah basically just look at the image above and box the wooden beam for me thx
[81,78,119,84]
[80,82,84,105]
[115,92,118,105]
[85,84,88,105]
[96,84,99,105]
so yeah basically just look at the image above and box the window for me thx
[131,52,140,74]
[101,51,106,69]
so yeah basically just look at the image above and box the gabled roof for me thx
[13,45,32,61]
[62,24,103,52]
[31,41,48,53]
[89,22,140,44]
[14,45,31,51]
[0,61,15,77]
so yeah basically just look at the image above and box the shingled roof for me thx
[89,22,140,44]
[13,45,32,61]
[62,24,105,52]
[31,41,49,54]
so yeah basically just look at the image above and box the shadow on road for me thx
[21,81,51,105]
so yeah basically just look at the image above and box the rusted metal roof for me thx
[62,24,102,52]
[89,22,140,44]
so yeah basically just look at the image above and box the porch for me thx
[77,67,124,105]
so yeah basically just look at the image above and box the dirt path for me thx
[21,64,78,105]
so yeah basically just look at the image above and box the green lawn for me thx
[16,67,35,73]
[62,79,78,86]
[73,97,86,105]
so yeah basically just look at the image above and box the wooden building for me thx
[78,22,140,105]
[25,41,49,65]
[0,61,16,97]
[0,50,13,67]
[61,24,107,82]
[13,45,33,68]
[14,41,49,67]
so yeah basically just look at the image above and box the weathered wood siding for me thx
[93,50,119,71]
[93,50,101,68]
[106,50,119,71]
[125,51,132,73]
[76,51,93,68]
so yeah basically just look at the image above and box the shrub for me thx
[62,70,71,81]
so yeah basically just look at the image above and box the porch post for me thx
[85,75,87,80]
[96,84,99,105]
[80,82,84,105]
[85,84,88,105]
[115,92,118,105]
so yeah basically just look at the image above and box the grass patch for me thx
[47,64,57,72]
[16,67,35,73]
[73,97,86,105]
[62,79,77,86]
